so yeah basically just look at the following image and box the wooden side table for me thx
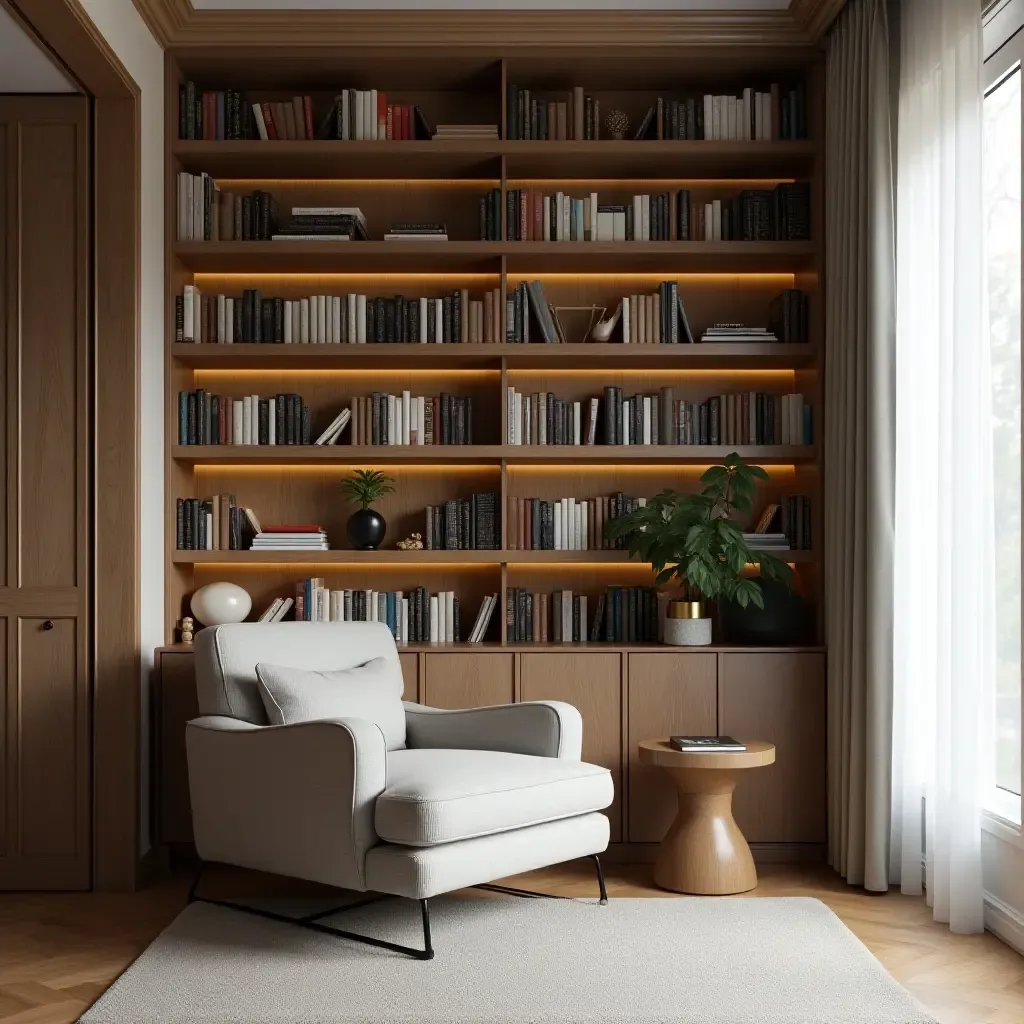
[638,739,775,895]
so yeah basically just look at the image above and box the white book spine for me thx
[182,286,194,341]
[429,596,440,642]
[356,294,367,343]
[419,297,428,342]
[233,399,243,445]
[643,396,652,445]
[332,295,342,343]
[444,591,454,644]
[355,90,364,140]
[642,195,650,241]
[573,401,581,445]
[402,390,411,446]
[318,295,327,344]
[704,203,714,242]
[434,299,443,343]
[581,503,589,552]
[554,500,563,551]
[400,598,409,645]
[345,293,355,343]
[417,396,425,446]
[268,398,276,446]
[622,400,631,446]
[298,298,309,343]
[589,192,598,241]
[283,300,292,344]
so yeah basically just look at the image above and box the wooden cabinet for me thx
[0,100,90,889]
[423,653,513,708]
[719,652,826,844]
[626,653,717,843]
[520,652,623,841]
[398,652,419,702]
[156,653,200,845]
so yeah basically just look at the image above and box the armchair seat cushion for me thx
[375,748,613,847]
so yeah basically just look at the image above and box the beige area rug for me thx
[80,895,936,1023]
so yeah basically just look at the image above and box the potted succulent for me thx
[342,469,395,550]
[605,453,794,645]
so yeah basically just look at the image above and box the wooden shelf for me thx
[172,341,818,370]
[176,548,815,565]
[172,138,817,181]
[172,444,816,465]
[173,240,815,275]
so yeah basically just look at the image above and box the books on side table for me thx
[701,324,779,344]
[272,207,368,242]
[670,736,747,753]
[383,222,448,242]
[251,525,329,551]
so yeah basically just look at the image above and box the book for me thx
[670,736,746,752]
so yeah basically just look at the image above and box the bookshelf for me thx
[158,47,827,856]
[164,50,825,647]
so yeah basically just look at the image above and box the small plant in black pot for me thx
[342,469,395,550]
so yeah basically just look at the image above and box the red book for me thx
[377,93,388,140]
[386,105,393,140]
[263,524,323,533]
[402,105,412,141]
[203,92,214,140]
[533,189,543,241]
[303,96,314,141]
[261,102,278,140]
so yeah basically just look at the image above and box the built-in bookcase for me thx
[163,49,824,648]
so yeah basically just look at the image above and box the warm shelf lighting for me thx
[506,178,796,188]
[194,369,499,382]
[504,273,798,283]
[505,368,797,381]
[214,179,500,188]
[193,464,499,475]
[192,273,501,283]
[193,562,499,571]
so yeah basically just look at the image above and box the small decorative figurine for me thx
[180,616,195,645]
[397,532,424,551]
[605,109,629,141]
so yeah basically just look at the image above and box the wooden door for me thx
[422,652,514,708]
[718,653,826,844]
[519,653,622,841]
[626,653,717,843]
[0,99,90,889]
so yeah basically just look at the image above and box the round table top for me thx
[638,738,776,770]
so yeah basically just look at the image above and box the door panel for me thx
[519,653,622,841]
[398,652,419,702]
[627,653,717,843]
[0,99,89,889]
[719,653,826,843]
[423,653,514,708]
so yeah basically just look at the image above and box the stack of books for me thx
[742,532,790,551]
[383,222,448,242]
[670,736,747,752]
[433,124,499,140]
[252,97,315,140]
[467,595,499,643]
[701,324,779,344]
[272,207,368,242]
[251,526,329,552]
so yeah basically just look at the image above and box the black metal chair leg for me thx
[591,854,608,904]
[420,899,434,959]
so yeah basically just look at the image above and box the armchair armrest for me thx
[403,701,583,759]
[186,715,386,891]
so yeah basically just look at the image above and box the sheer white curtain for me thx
[892,0,993,932]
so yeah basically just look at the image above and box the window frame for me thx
[984,1,1024,827]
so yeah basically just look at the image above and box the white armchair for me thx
[185,622,613,959]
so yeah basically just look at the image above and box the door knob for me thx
[42,620,53,630]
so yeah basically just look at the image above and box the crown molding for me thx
[130,1,846,50]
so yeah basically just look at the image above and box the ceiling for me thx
[131,0,844,47]
[0,6,77,93]
[191,1,791,8]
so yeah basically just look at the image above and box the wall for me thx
[79,0,164,853]
[983,820,1024,953]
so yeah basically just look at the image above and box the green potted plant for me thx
[605,453,794,645]
[342,469,396,550]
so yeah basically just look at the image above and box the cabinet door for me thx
[423,653,514,709]
[626,653,717,843]
[519,653,622,841]
[0,100,90,889]
[158,653,200,845]
[719,653,826,843]
[398,652,419,702]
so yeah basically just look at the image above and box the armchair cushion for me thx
[256,658,406,750]
[374,748,613,846]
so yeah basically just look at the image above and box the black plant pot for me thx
[347,508,386,550]
[720,576,811,646]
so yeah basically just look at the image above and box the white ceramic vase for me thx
[190,581,252,626]
[663,616,713,646]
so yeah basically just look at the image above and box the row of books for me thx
[321,92,430,141]
[175,496,258,550]
[252,526,330,552]
[505,386,813,446]
[178,391,315,446]
[423,493,501,551]
[696,87,806,141]
[177,287,503,346]
[176,174,278,241]
[618,285,693,345]
[506,587,659,643]
[754,496,813,551]
[292,581,464,644]
[349,393,474,446]
[479,188,503,241]
[506,494,647,552]
[692,185,811,243]
[178,85,250,140]
[700,325,778,344]
[273,207,368,242]
[506,86,594,141]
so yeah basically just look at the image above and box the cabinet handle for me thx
[42,620,53,631]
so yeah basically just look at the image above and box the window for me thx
[984,42,1023,817]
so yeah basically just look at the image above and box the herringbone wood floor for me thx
[0,863,1021,1023]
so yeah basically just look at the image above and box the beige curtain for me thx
[824,0,896,891]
